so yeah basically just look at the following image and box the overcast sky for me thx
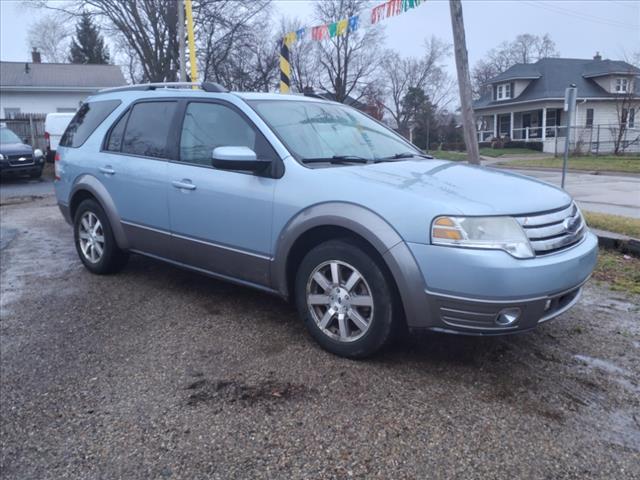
[2,0,638,74]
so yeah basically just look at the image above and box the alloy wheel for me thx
[78,211,105,264]
[306,260,374,342]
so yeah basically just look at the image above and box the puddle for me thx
[574,354,640,395]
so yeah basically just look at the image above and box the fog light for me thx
[495,307,521,326]
[544,299,552,311]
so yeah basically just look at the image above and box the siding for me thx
[0,91,88,116]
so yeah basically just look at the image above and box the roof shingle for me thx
[0,62,126,89]
[474,57,640,110]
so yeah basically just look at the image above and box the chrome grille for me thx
[7,154,34,166]
[515,202,585,255]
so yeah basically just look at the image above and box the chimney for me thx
[593,52,602,61]
[31,48,41,64]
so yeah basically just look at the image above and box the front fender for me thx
[271,202,428,326]
[70,174,129,249]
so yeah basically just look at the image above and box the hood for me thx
[0,143,33,156]
[332,159,572,216]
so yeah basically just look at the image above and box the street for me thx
[1,191,639,479]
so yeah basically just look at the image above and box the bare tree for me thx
[472,33,559,97]
[27,14,70,63]
[313,0,385,103]
[197,3,277,92]
[36,0,180,81]
[380,37,453,135]
[609,74,640,155]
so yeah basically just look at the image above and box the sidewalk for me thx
[496,167,640,218]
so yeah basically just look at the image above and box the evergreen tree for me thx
[68,13,110,64]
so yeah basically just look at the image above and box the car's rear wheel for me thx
[73,199,128,274]
[295,239,395,358]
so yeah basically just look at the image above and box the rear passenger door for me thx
[101,100,180,257]
[167,100,278,287]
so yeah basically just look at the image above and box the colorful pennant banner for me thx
[284,0,424,44]
[279,0,425,93]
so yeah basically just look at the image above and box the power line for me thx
[522,1,639,30]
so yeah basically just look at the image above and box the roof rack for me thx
[98,81,228,94]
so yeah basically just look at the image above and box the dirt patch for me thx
[184,378,309,407]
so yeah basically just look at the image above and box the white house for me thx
[0,50,126,118]
[473,55,640,154]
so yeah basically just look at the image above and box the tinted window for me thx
[105,112,128,152]
[122,102,177,158]
[179,102,275,167]
[59,100,121,148]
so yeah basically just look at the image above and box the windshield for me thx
[0,127,22,144]
[248,100,420,163]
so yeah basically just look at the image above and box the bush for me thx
[502,141,543,151]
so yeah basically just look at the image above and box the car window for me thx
[105,111,129,152]
[0,127,22,144]
[122,102,177,159]
[249,100,418,162]
[179,102,275,167]
[59,100,121,148]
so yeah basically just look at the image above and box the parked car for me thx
[0,125,45,178]
[53,82,598,358]
[45,112,75,163]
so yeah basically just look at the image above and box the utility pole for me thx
[562,85,577,188]
[449,0,480,165]
[178,0,186,82]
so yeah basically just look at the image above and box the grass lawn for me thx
[584,211,640,238]
[478,147,543,157]
[430,150,468,161]
[497,155,640,173]
[430,148,542,161]
[593,248,640,295]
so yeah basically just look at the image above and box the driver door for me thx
[167,100,278,287]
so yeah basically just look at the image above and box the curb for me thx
[488,164,640,178]
[591,228,640,256]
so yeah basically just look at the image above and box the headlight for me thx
[34,149,43,158]
[431,216,534,259]
[0,153,5,160]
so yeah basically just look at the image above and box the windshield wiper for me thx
[300,155,371,164]
[375,152,434,162]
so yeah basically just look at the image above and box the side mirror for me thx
[211,146,271,171]
[23,137,30,145]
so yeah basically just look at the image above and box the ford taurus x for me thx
[54,82,598,358]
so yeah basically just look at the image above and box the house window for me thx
[546,108,561,127]
[615,78,628,93]
[496,83,511,100]
[586,108,594,127]
[56,107,77,113]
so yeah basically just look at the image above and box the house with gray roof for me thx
[473,54,640,154]
[0,50,126,118]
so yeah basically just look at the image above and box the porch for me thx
[477,108,565,143]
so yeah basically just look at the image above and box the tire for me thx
[73,199,128,274]
[295,239,396,359]
[29,168,42,179]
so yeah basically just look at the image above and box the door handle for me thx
[172,180,196,191]
[99,165,115,175]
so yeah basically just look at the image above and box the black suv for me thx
[0,126,45,178]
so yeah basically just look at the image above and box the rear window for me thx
[59,100,121,148]
[121,101,177,159]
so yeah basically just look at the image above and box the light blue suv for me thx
[54,82,598,358]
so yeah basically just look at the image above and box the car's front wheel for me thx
[295,239,396,358]
[73,199,128,274]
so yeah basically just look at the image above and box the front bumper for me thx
[394,231,598,334]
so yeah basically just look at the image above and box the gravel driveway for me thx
[1,197,639,479]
